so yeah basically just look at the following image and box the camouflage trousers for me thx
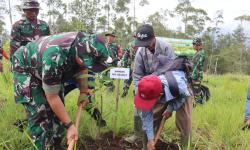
[12,54,65,150]
[63,73,107,127]
[23,100,65,150]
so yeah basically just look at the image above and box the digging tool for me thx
[154,115,167,144]
[67,100,88,150]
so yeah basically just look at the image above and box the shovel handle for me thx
[154,116,167,144]
[67,101,88,150]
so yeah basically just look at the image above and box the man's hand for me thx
[67,125,78,145]
[242,118,250,130]
[77,92,89,106]
[147,140,155,150]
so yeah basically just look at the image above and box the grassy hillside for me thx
[1,60,250,150]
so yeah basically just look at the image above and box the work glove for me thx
[105,56,113,64]
[117,60,122,67]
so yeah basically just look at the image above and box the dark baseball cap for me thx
[135,24,155,47]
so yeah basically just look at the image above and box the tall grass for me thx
[1,59,250,149]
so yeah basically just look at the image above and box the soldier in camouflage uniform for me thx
[12,32,109,150]
[121,41,137,97]
[105,31,122,65]
[63,70,107,127]
[100,31,122,91]
[192,37,206,104]
[10,0,50,61]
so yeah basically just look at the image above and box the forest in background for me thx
[0,0,250,74]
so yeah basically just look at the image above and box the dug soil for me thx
[78,131,179,150]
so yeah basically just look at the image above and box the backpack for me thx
[153,56,193,97]
[153,55,193,78]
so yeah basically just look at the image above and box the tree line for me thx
[0,0,250,74]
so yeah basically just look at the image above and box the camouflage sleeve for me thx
[45,23,51,35]
[42,46,65,94]
[121,49,129,67]
[197,50,205,80]
[194,50,205,81]
[39,20,51,36]
[10,23,22,57]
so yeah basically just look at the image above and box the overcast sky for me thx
[128,0,250,32]
[6,0,250,34]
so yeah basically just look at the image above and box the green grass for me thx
[1,59,250,150]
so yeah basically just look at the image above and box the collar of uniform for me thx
[23,17,41,25]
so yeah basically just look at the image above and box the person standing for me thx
[100,31,122,91]
[105,30,122,64]
[192,37,206,104]
[126,24,193,149]
[121,41,137,97]
[10,0,50,60]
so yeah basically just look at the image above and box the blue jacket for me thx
[139,71,190,140]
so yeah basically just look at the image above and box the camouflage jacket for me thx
[192,48,205,81]
[106,42,122,65]
[121,45,136,68]
[12,32,108,95]
[10,17,50,58]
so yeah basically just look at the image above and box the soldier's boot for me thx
[91,108,107,127]
[125,116,142,143]
[51,138,66,150]
[180,135,191,150]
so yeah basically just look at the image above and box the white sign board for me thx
[110,68,130,79]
